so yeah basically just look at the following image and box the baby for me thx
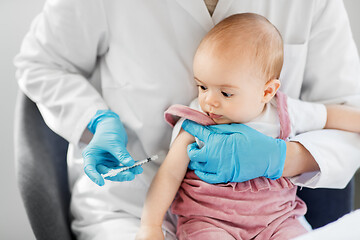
[136,13,360,240]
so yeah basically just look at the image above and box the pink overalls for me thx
[164,92,307,240]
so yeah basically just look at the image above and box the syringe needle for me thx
[102,155,158,178]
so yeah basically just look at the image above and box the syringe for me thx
[102,155,158,178]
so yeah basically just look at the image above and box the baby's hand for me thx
[136,225,164,240]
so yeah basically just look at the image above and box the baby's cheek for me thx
[198,97,206,111]
[229,106,252,123]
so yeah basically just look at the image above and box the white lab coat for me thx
[15,0,360,239]
[292,209,360,240]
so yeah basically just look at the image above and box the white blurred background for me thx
[0,1,359,239]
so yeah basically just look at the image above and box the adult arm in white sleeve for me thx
[14,0,109,144]
[288,0,360,188]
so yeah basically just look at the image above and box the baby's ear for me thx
[262,79,281,103]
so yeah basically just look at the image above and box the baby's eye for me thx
[198,85,207,91]
[221,91,233,98]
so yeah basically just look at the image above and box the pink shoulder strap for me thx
[275,91,291,140]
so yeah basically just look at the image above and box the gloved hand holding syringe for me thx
[83,109,154,186]
[102,155,158,178]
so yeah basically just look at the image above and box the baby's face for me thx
[193,49,267,124]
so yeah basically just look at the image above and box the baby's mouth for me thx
[208,112,222,119]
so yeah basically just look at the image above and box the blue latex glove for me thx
[182,120,286,184]
[82,110,143,186]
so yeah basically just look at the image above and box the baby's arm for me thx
[325,105,360,133]
[136,129,194,240]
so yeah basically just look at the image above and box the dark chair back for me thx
[14,91,75,240]
[297,178,354,229]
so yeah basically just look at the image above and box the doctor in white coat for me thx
[15,0,360,239]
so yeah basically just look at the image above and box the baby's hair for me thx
[198,13,284,81]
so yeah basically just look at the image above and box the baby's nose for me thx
[205,92,220,108]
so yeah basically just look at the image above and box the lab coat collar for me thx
[175,0,234,31]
